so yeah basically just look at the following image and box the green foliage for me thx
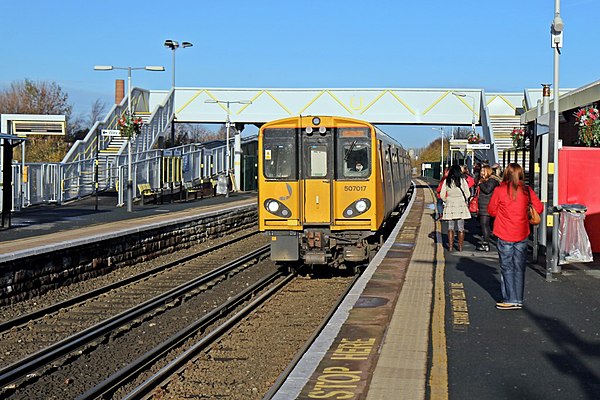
[412,137,447,172]
[12,136,69,163]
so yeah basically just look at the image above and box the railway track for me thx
[0,230,260,333]
[84,270,293,399]
[0,237,273,398]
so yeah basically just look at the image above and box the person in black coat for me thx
[476,165,500,251]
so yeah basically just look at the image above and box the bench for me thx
[182,181,203,201]
[137,183,159,204]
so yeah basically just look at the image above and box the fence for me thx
[8,142,230,210]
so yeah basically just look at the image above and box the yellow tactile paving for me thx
[366,180,447,400]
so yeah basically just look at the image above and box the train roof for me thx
[260,115,405,150]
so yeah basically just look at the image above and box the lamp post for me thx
[164,40,192,147]
[452,91,477,135]
[205,99,252,197]
[432,127,445,177]
[164,40,193,87]
[549,1,564,275]
[94,65,164,212]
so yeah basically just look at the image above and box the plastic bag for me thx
[216,174,228,195]
[558,206,593,265]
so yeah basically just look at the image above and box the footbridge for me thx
[4,86,545,209]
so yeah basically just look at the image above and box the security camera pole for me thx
[547,0,564,278]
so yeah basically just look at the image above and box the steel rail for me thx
[0,231,258,333]
[0,244,269,390]
[261,273,361,400]
[80,270,291,400]
[118,272,294,400]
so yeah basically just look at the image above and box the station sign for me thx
[466,143,491,150]
[101,129,121,137]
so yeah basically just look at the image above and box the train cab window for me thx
[263,128,297,180]
[338,140,370,179]
[337,127,370,179]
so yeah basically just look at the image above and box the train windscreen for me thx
[337,128,371,179]
[263,128,297,180]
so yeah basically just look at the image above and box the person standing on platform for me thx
[435,168,449,221]
[488,163,543,310]
[491,163,503,181]
[475,165,499,251]
[461,165,475,195]
[440,164,471,251]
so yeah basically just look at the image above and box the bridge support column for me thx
[234,123,245,192]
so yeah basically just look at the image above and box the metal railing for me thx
[8,143,228,210]
[5,88,236,210]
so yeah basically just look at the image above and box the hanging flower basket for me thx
[574,105,600,147]
[467,132,482,144]
[117,114,143,139]
[510,127,525,149]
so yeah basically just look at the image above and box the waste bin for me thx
[558,204,593,265]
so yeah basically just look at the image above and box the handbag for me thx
[525,186,541,225]
[468,187,479,213]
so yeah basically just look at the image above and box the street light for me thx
[432,127,445,177]
[163,39,193,87]
[93,65,165,212]
[205,99,252,197]
[549,1,564,275]
[452,91,477,135]
[164,40,193,147]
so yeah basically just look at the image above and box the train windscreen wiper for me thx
[344,140,357,161]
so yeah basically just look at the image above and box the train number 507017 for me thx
[344,185,367,192]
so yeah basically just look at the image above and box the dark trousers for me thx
[479,215,492,242]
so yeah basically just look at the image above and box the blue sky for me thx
[1,0,596,148]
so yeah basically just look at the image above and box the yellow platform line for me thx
[429,183,449,400]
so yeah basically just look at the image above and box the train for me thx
[257,116,412,271]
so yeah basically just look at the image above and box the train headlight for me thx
[355,200,368,213]
[343,198,371,218]
[267,200,280,213]
[264,199,292,218]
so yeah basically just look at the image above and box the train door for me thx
[302,131,333,224]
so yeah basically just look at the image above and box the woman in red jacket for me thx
[488,163,543,310]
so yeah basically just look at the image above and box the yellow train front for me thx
[258,116,411,270]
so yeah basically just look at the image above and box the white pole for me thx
[127,67,133,212]
[225,102,231,198]
[234,125,242,191]
[550,0,562,274]
[440,129,444,177]
[553,0,560,207]
[172,48,176,87]
[472,95,477,135]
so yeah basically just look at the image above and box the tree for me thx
[0,79,72,116]
[412,137,448,173]
[87,99,107,128]
[167,123,224,147]
[0,79,74,162]
[69,99,109,141]
[14,136,69,163]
